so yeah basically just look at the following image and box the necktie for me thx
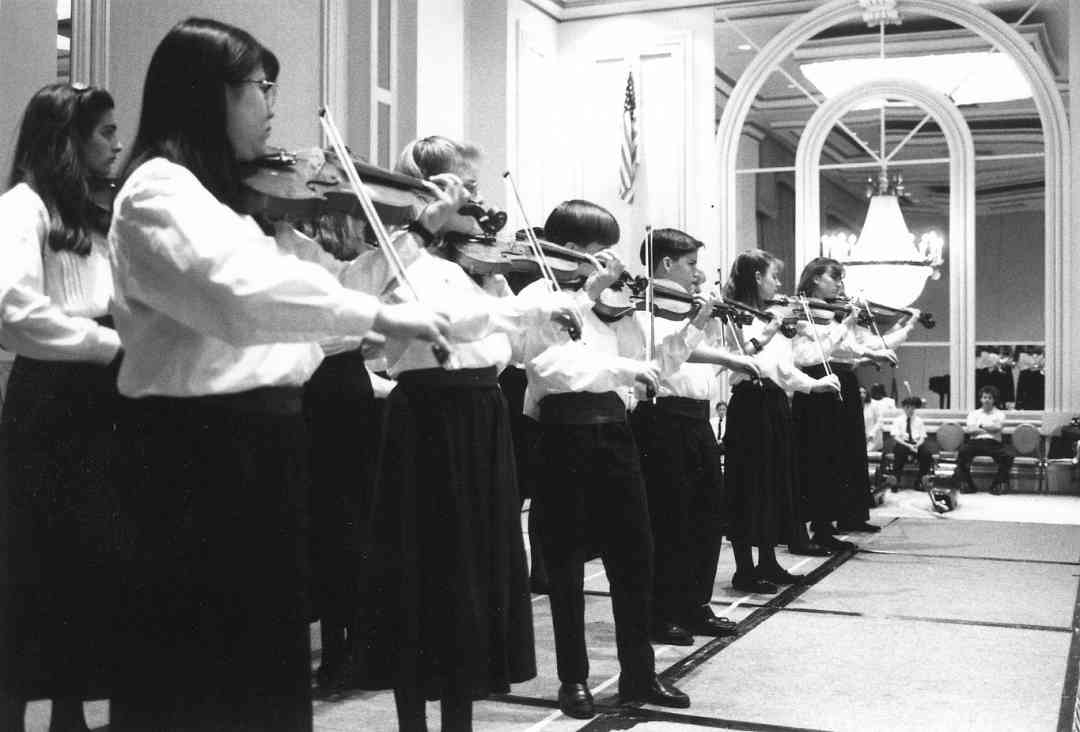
[907,416,913,442]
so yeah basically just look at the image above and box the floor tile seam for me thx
[857,548,1080,567]
[491,693,832,732]
[729,602,1072,634]
[1055,551,1080,730]
[874,514,1080,530]
[649,518,901,687]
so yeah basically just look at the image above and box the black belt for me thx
[801,362,854,377]
[150,386,304,416]
[396,366,498,389]
[733,377,781,394]
[540,391,626,425]
[643,396,710,421]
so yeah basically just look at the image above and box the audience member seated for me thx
[954,385,1014,494]
[861,385,883,452]
[888,396,933,489]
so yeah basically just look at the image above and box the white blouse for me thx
[108,157,380,397]
[730,306,817,395]
[631,278,722,402]
[0,183,120,364]
[516,277,703,420]
[341,249,564,376]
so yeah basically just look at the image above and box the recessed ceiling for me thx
[712,0,1068,213]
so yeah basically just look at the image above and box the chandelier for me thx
[821,169,945,308]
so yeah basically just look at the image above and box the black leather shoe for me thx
[679,612,737,636]
[651,621,694,646]
[732,572,779,594]
[788,541,832,557]
[620,675,690,708]
[557,682,595,719]
[989,480,1006,495]
[836,521,881,533]
[814,534,856,551]
[756,566,804,584]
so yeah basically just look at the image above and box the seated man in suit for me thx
[954,385,1014,494]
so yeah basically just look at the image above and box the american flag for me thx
[618,72,638,204]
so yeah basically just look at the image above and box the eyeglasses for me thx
[237,78,278,106]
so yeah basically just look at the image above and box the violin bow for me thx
[857,293,894,366]
[502,170,586,341]
[502,171,563,292]
[723,301,760,388]
[318,107,452,367]
[797,295,841,402]
[645,225,656,404]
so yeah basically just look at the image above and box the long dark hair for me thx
[543,200,619,248]
[123,17,278,210]
[797,256,843,297]
[8,83,115,255]
[723,249,781,309]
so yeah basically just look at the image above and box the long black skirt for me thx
[0,355,122,700]
[354,367,536,701]
[110,388,313,732]
[835,369,871,523]
[791,365,845,524]
[722,379,795,547]
[303,349,377,625]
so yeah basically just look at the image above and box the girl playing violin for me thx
[722,250,840,594]
[0,82,123,732]
[106,18,452,732]
[517,202,709,719]
[789,257,895,551]
[343,135,579,732]
[629,228,757,646]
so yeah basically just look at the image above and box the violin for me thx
[238,147,506,233]
[825,296,936,330]
[721,296,798,338]
[765,295,854,333]
[441,230,595,283]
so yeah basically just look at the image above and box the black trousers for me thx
[956,439,1014,483]
[892,442,933,477]
[532,397,655,689]
[631,400,723,623]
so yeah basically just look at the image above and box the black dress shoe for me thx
[651,621,694,646]
[679,613,737,636]
[756,566,804,584]
[813,534,856,551]
[788,541,832,557]
[837,521,881,533]
[731,572,779,594]
[620,675,690,708]
[989,480,1006,495]
[557,682,595,719]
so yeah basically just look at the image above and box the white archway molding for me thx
[794,78,975,409]
[715,0,1071,410]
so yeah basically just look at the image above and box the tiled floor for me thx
[24,493,1080,731]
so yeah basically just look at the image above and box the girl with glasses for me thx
[105,17,455,732]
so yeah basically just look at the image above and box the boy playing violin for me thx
[630,228,758,646]
[517,201,709,719]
